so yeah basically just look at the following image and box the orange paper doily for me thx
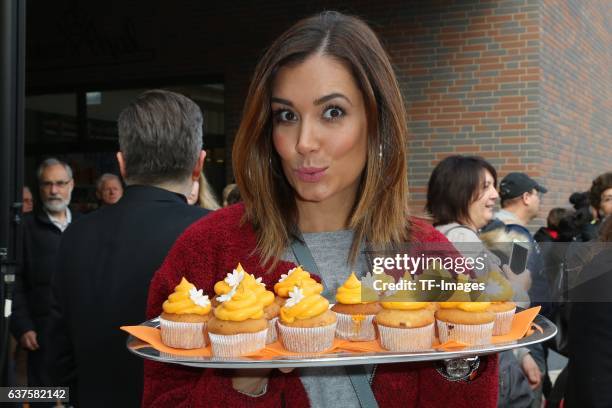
[121,306,541,357]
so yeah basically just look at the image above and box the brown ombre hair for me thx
[232,11,410,268]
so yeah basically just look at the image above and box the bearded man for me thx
[10,158,80,387]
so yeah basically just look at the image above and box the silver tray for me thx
[126,312,557,369]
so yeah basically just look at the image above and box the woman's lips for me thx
[295,167,327,182]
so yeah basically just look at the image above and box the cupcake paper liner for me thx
[266,317,279,344]
[334,312,376,341]
[492,308,516,336]
[277,322,337,353]
[436,320,494,345]
[378,323,435,352]
[208,329,268,357]
[159,317,207,349]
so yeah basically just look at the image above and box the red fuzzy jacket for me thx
[143,204,498,407]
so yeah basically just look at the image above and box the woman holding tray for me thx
[143,12,498,407]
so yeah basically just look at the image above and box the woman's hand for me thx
[232,368,295,396]
[232,368,271,396]
[502,264,532,292]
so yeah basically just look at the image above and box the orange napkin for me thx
[336,339,385,353]
[121,306,542,357]
[121,326,211,357]
[490,305,541,344]
[434,340,470,350]
[247,339,344,359]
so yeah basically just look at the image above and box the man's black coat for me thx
[11,210,81,339]
[47,185,208,407]
[11,208,81,386]
[565,248,612,408]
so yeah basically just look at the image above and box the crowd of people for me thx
[5,11,611,408]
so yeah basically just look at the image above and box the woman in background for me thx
[187,172,221,210]
[426,155,536,408]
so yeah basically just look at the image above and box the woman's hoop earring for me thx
[379,143,383,159]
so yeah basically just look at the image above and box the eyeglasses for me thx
[40,180,72,189]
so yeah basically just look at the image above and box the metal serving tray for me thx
[126,313,556,369]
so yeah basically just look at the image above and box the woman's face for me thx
[467,170,499,229]
[271,54,368,208]
[600,187,612,217]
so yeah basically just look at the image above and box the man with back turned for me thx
[47,90,209,406]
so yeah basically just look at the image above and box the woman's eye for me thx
[322,106,344,120]
[273,109,297,123]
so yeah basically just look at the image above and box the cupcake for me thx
[331,272,381,341]
[487,302,517,335]
[376,301,435,351]
[207,279,268,357]
[214,263,280,343]
[475,268,517,336]
[274,266,323,306]
[277,284,337,353]
[160,277,211,349]
[435,302,495,345]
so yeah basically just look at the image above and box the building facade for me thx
[26,0,610,222]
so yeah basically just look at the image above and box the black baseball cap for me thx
[499,172,548,200]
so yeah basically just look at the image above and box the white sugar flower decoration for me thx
[189,287,210,307]
[360,273,376,290]
[224,267,244,288]
[251,274,265,287]
[216,286,236,303]
[284,286,305,308]
[279,266,299,283]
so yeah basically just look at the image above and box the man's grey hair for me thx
[96,173,122,191]
[117,89,203,185]
[37,158,73,181]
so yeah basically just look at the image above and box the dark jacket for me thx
[11,209,81,339]
[47,185,208,408]
[534,227,557,243]
[565,249,612,408]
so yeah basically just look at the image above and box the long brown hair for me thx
[599,216,612,243]
[233,11,411,268]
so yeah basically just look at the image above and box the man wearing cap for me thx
[483,172,551,408]
[484,172,550,314]
[496,172,548,227]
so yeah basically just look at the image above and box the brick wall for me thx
[539,0,611,216]
[389,0,542,217]
[25,0,611,225]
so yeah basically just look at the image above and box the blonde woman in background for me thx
[221,183,236,207]
[188,173,221,210]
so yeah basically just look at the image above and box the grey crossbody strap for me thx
[290,238,379,408]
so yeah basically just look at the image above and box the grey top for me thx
[282,229,372,408]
